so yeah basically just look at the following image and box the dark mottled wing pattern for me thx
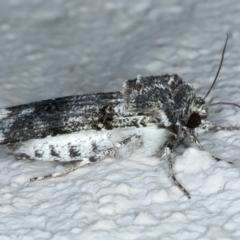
[0,92,128,144]
[0,74,190,145]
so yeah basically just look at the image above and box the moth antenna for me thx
[206,102,240,109]
[204,34,229,100]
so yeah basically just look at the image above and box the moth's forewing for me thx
[0,92,125,144]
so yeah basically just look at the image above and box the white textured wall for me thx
[1,1,240,239]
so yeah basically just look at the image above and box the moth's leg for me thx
[164,146,191,199]
[30,158,92,181]
[213,126,239,131]
[183,127,205,151]
[183,127,221,162]
[30,134,138,181]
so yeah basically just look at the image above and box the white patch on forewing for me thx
[136,75,142,83]
[168,75,175,85]
[19,107,35,116]
[114,103,125,114]
[0,109,11,141]
[159,84,166,90]
[14,125,170,161]
[0,108,34,142]
[0,109,11,121]
[0,109,16,141]
[0,132,5,142]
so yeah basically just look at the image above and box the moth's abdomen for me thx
[9,126,170,162]
[11,131,113,162]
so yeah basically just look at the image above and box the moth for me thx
[0,35,238,199]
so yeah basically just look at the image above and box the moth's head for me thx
[187,97,208,129]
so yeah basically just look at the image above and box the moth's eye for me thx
[187,112,201,129]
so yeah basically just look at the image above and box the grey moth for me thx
[0,35,237,199]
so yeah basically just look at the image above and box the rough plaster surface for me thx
[0,0,240,239]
